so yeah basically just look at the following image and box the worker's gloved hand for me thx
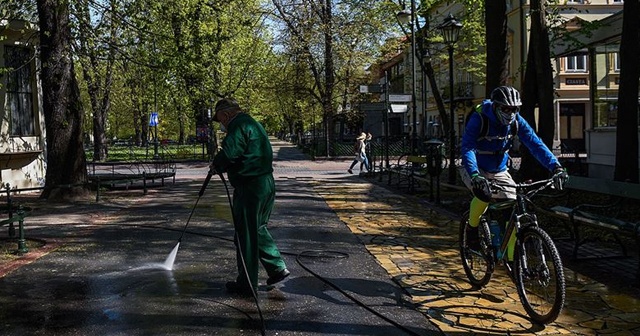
[552,166,568,191]
[208,162,218,175]
[470,174,491,202]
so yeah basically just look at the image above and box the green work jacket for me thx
[212,113,273,187]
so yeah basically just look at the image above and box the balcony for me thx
[441,81,475,104]
[0,151,42,170]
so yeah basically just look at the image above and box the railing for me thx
[86,143,212,162]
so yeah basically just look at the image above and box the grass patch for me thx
[0,238,46,261]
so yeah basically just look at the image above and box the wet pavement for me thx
[1,138,640,335]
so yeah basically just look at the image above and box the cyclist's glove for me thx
[552,166,568,191]
[471,174,491,202]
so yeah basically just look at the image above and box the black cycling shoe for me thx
[465,224,481,251]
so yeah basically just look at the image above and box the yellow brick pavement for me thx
[314,179,640,335]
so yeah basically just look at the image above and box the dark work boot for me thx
[225,281,255,297]
[267,268,290,285]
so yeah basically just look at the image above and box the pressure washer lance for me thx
[175,169,266,335]
[177,169,216,243]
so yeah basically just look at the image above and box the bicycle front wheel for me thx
[514,225,566,324]
[459,212,494,287]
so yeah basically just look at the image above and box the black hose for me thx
[294,250,423,336]
[86,174,423,335]
[217,173,267,336]
[65,218,425,335]
[177,170,266,335]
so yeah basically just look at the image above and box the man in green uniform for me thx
[210,98,289,296]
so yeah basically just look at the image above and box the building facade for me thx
[0,20,46,189]
[552,10,635,179]
[368,1,626,178]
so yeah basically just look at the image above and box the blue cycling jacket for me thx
[461,99,559,176]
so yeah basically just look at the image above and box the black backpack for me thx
[465,104,518,141]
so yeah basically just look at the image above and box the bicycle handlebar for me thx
[489,174,559,197]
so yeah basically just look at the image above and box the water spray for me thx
[164,169,215,270]
[164,168,266,335]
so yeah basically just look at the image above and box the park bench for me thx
[87,161,176,201]
[0,184,38,255]
[382,154,465,194]
[383,155,428,192]
[538,176,640,280]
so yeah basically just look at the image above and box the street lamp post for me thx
[438,14,462,185]
[396,1,418,155]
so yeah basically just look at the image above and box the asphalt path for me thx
[0,141,441,335]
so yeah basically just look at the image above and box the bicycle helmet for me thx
[491,86,522,125]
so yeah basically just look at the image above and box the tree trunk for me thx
[485,0,508,94]
[323,0,335,157]
[75,0,113,162]
[37,0,89,200]
[614,0,640,183]
[518,0,555,180]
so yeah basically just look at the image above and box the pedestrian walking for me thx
[210,97,290,296]
[348,132,370,174]
[359,132,373,172]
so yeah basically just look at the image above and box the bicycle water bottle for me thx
[489,220,502,249]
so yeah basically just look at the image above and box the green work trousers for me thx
[232,174,286,288]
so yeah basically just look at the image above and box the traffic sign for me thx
[149,112,159,126]
[388,94,412,102]
[359,84,384,93]
[390,104,408,113]
[359,102,387,111]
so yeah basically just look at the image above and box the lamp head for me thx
[438,13,463,45]
[396,8,411,25]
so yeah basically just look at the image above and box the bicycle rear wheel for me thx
[459,212,494,287]
[514,225,566,324]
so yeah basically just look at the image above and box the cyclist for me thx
[460,86,568,261]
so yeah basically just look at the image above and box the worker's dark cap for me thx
[213,98,240,121]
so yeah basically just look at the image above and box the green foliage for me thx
[42,0,467,143]
[0,1,37,23]
[265,0,399,135]
[456,0,485,84]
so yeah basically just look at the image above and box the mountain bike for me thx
[459,176,566,324]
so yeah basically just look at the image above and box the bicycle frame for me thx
[488,178,556,264]
[459,174,566,324]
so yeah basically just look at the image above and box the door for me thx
[559,103,586,152]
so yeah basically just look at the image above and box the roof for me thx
[552,10,623,57]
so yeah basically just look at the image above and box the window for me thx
[567,0,583,3]
[4,46,36,136]
[565,55,587,72]
[614,52,620,72]
[613,0,623,3]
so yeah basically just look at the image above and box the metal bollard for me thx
[16,206,28,255]
[96,177,101,203]
[4,183,15,238]
[425,139,445,204]
[143,171,148,195]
